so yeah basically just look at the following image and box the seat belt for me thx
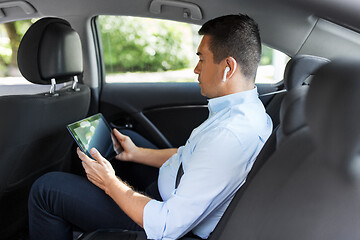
[175,163,184,188]
[175,163,204,239]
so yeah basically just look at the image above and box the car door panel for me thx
[100,82,208,148]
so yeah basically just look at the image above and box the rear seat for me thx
[208,56,330,239]
[238,55,329,196]
[210,59,360,239]
[210,79,312,240]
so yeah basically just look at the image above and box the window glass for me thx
[98,15,288,84]
[0,19,35,85]
[257,45,289,84]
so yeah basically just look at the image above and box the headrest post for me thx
[47,78,59,96]
[72,75,81,92]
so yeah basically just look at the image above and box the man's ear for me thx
[224,57,238,80]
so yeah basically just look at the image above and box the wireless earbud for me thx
[222,66,230,82]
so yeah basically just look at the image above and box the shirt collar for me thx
[208,87,259,116]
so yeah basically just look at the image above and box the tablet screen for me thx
[67,113,122,159]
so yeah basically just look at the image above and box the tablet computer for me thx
[67,113,123,159]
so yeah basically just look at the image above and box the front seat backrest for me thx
[0,17,90,239]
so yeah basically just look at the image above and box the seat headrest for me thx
[284,55,330,91]
[306,59,360,168]
[17,17,83,85]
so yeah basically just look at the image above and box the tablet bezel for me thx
[67,113,117,159]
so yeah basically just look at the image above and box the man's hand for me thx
[77,147,118,194]
[112,129,138,162]
[112,128,177,168]
[77,146,151,228]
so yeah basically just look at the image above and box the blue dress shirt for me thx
[143,87,273,239]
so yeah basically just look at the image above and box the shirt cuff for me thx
[143,199,167,240]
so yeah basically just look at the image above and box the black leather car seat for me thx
[283,54,330,90]
[228,55,330,211]
[210,82,311,240]
[266,54,329,127]
[210,59,360,240]
[244,55,330,199]
[208,55,329,239]
[0,17,90,239]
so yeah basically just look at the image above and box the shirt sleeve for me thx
[143,127,259,240]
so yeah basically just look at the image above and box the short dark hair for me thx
[198,14,261,81]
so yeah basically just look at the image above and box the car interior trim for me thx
[0,0,36,17]
[149,0,203,20]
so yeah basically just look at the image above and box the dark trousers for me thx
[28,172,161,240]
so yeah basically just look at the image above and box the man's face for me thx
[194,35,223,98]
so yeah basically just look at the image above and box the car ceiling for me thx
[1,0,360,61]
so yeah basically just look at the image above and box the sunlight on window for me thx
[0,19,37,79]
[256,47,289,84]
[0,19,40,88]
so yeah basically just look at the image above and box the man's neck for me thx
[219,80,255,97]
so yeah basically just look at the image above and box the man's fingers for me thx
[77,147,94,164]
[90,148,107,164]
[113,129,126,142]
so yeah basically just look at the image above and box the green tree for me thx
[99,16,193,73]
[0,20,32,76]
[260,45,273,65]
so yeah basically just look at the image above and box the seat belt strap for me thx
[175,163,184,188]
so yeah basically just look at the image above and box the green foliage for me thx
[260,45,273,65]
[0,19,33,76]
[0,25,13,66]
[99,16,193,73]
[14,20,33,36]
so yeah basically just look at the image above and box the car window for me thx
[257,46,289,84]
[98,15,288,84]
[0,20,34,85]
